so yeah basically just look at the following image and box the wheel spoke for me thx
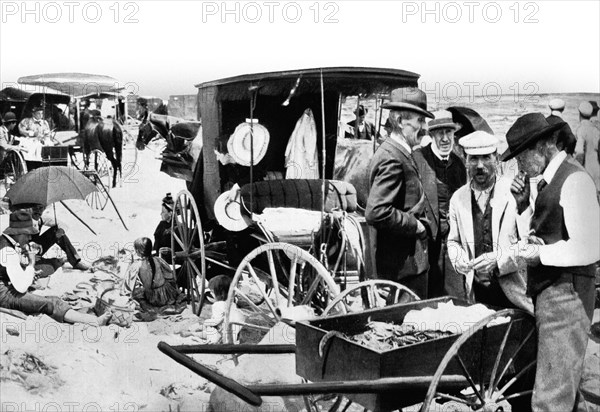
[287,256,298,307]
[495,389,533,402]
[495,328,535,390]
[234,288,276,325]
[456,354,486,405]
[267,251,280,307]
[487,319,513,398]
[301,273,323,306]
[173,232,185,250]
[246,264,279,319]
[434,392,478,407]
[493,359,536,401]
[478,327,487,396]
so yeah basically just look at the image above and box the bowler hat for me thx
[382,87,434,118]
[500,113,564,161]
[2,112,17,124]
[3,210,39,236]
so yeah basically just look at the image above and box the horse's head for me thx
[136,120,157,150]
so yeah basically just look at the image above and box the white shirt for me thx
[389,132,412,154]
[471,181,495,213]
[534,151,600,267]
[0,235,35,293]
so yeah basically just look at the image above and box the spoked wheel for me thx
[89,149,113,189]
[171,190,206,316]
[322,279,420,316]
[83,171,110,211]
[1,151,27,189]
[421,309,537,412]
[222,242,340,345]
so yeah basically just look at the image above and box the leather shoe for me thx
[73,261,91,271]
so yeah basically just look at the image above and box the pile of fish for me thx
[346,302,509,352]
[347,320,454,351]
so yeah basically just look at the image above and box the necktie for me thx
[537,179,547,193]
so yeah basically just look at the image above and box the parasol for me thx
[18,73,123,97]
[5,166,98,234]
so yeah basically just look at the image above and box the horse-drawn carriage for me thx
[137,67,489,335]
[10,73,133,210]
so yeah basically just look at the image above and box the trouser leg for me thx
[532,275,594,412]
[34,226,81,267]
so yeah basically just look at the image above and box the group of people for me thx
[365,86,599,411]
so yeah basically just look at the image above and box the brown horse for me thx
[80,115,123,188]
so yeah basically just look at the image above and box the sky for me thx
[1,0,599,99]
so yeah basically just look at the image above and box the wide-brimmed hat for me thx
[500,113,564,161]
[382,87,434,119]
[3,210,39,236]
[2,112,17,124]
[459,131,498,156]
[227,121,270,166]
[213,185,252,232]
[428,110,461,131]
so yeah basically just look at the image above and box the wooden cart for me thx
[158,298,537,412]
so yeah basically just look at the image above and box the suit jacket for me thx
[345,120,376,140]
[413,145,467,240]
[365,137,435,281]
[447,177,533,313]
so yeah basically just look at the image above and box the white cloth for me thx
[0,235,35,293]
[18,138,44,161]
[285,108,319,179]
[575,119,600,190]
[537,152,600,267]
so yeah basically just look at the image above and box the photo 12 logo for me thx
[200,1,340,24]
[401,1,540,24]
[1,1,140,24]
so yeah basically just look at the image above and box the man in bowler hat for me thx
[504,113,599,411]
[365,87,436,298]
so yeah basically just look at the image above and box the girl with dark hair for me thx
[124,237,184,308]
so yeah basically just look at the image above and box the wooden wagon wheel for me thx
[421,309,537,412]
[171,189,206,316]
[1,151,27,189]
[82,150,111,210]
[222,242,340,345]
[322,279,420,316]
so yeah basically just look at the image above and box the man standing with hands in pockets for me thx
[503,113,599,412]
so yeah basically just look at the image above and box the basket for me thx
[94,287,136,328]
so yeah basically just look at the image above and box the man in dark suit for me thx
[413,110,467,298]
[345,104,377,140]
[505,113,599,412]
[365,87,435,298]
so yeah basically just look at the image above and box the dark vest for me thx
[471,188,496,284]
[528,159,596,296]
[0,235,20,283]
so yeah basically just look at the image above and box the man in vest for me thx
[446,131,532,312]
[413,110,467,298]
[503,113,599,411]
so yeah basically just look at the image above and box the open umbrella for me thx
[447,106,494,138]
[6,166,97,205]
[5,166,99,234]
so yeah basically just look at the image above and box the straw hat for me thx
[227,121,270,166]
[428,110,461,131]
[213,185,252,232]
[459,131,499,156]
